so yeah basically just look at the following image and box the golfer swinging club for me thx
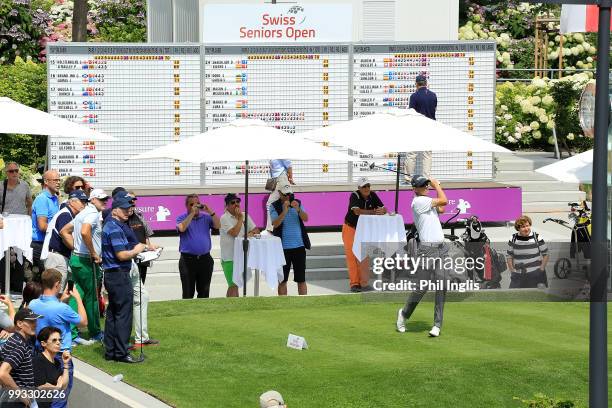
[396,175,449,337]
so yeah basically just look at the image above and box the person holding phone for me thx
[176,194,220,299]
[28,269,87,407]
[33,327,71,408]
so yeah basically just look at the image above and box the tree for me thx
[72,0,89,42]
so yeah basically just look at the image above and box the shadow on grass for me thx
[403,321,430,333]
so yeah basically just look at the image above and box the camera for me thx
[195,204,204,209]
[287,193,295,202]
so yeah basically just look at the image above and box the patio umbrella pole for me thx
[242,160,249,297]
[394,154,400,213]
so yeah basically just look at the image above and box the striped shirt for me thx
[507,232,548,274]
[0,332,34,388]
[101,217,132,271]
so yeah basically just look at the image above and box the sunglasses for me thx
[47,179,61,183]
[73,185,84,190]
[229,200,240,205]
[46,338,61,343]
[6,169,19,174]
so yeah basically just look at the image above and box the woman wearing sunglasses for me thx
[34,326,71,408]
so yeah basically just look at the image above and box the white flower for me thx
[547,136,556,145]
[567,133,575,140]
[530,121,540,130]
[521,126,531,134]
[501,105,508,112]
[503,113,513,120]
[587,56,594,63]
[508,136,517,143]
[530,96,541,105]
[533,130,542,139]
[542,95,554,106]
[539,115,549,123]
[503,132,509,137]
[532,78,547,88]
[546,120,555,130]
[574,33,585,43]
[515,132,523,140]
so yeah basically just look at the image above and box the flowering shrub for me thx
[495,74,593,151]
[0,0,52,63]
[93,0,146,43]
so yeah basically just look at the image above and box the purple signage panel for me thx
[135,187,522,231]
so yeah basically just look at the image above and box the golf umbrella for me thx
[130,119,354,296]
[301,108,512,211]
[535,149,594,184]
[0,97,113,140]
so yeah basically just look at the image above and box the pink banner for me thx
[133,187,522,231]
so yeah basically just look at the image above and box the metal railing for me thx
[496,67,596,83]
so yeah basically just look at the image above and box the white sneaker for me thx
[428,326,440,337]
[396,309,406,333]
[73,337,95,346]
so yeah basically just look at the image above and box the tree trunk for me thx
[72,0,89,42]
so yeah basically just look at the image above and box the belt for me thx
[104,267,130,273]
[181,253,209,259]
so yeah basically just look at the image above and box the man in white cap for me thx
[342,176,386,292]
[259,390,286,408]
[68,188,109,342]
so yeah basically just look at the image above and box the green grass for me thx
[73,295,606,408]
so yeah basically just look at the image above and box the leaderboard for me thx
[352,43,496,180]
[203,45,350,185]
[47,44,202,186]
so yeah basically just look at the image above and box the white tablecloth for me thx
[233,236,286,290]
[352,214,407,261]
[0,214,33,263]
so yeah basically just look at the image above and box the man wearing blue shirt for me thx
[405,75,437,179]
[266,159,294,231]
[101,195,146,363]
[176,194,220,299]
[270,184,310,296]
[29,269,88,408]
[31,170,61,274]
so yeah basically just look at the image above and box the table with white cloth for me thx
[0,214,33,294]
[232,235,286,295]
[352,214,407,262]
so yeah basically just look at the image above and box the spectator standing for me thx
[101,195,146,363]
[0,162,32,215]
[404,75,437,179]
[506,215,549,289]
[265,160,294,231]
[31,170,61,275]
[29,269,87,408]
[396,176,449,337]
[220,193,258,297]
[270,184,310,296]
[126,191,156,284]
[69,188,108,341]
[176,194,220,299]
[0,294,16,333]
[342,177,386,292]
[33,327,71,408]
[0,308,42,407]
[60,177,85,210]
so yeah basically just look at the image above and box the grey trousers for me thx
[402,243,450,328]
[404,151,432,179]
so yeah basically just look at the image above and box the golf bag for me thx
[461,216,505,289]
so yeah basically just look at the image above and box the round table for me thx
[352,214,407,261]
[0,214,33,293]
[232,235,286,295]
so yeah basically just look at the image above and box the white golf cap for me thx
[259,390,285,408]
[357,177,370,188]
[89,188,109,201]
[278,184,293,195]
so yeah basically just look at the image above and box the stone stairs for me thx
[494,152,586,213]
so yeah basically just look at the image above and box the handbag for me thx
[264,177,278,192]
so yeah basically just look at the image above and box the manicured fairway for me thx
[74,294,605,407]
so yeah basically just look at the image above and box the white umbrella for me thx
[301,108,512,211]
[302,108,511,154]
[0,97,113,140]
[130,119,355,296]
[535,149,593,184]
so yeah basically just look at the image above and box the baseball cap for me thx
[68,190,88,201]
[111,186,127,197]
[114,190,137,201]
[224,193,241,205]
[278,184,293,195]
[357,176,370,188]
[14,307,43,325]
[415,74,427,83]
[410,175,430,188]
[89,188,109,201]
[259,390,285,408]
[112,195,135,209]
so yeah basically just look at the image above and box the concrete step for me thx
[522,201,584,213]
[494,170,555,182]
[523,190,586,203]
[504,180,581,192]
